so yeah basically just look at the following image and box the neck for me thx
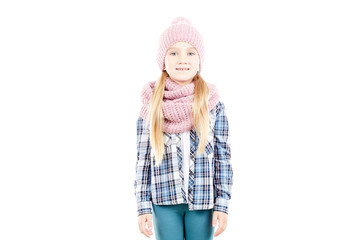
[169,77,194,86]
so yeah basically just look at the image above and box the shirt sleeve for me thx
[213,101,233,214]
[134,116,152,216]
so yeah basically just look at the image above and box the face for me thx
[164,41,200,86]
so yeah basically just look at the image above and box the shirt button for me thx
[189,171,193,176]
[189,188,193,192]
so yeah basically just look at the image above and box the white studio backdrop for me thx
[0,0,359,239]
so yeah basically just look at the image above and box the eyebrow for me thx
[168,47,196,51]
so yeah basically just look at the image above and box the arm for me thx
[213,101,233,214]
[134,116,152,216]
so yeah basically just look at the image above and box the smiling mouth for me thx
[176,68,190,71]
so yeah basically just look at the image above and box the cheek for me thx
[192,60,200,68]
[165,56,174,64]
[192,57,200,64]
[164,58,170,67]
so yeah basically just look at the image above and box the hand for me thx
[212,211,228,237]
[138,213,153,238]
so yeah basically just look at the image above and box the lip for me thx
[176,68,190,71]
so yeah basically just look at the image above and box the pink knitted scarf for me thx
[139,76,220,134]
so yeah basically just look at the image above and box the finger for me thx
[214,219,225,237]
[141,225,150,238]
[139,218,150,238]
[142,226,150,238]
[214,226,224,237]
[147,217,153,234]
[146,219,153,236]
[138,217,144,231]
[212,212,218,227]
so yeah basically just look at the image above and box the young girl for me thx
[135,17,233,240]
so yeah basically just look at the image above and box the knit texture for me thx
[157,17,205,73]
[139,77,220,134]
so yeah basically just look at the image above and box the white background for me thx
[1,0,359,239]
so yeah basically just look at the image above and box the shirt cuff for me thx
[137,201,152,216]
[213,197,229,214]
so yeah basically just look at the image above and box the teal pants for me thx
[152,203,215,240]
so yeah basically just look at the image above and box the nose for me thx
[178,53,188,63]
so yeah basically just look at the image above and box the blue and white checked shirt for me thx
[134,100,233,216]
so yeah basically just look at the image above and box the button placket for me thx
[175,132,187,202]
[187,129,197,210]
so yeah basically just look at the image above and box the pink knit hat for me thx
[157,17,205,73]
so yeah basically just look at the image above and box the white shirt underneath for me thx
[181,130,190,202]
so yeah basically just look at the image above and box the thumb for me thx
[212,212,218,227]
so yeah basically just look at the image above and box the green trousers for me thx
[152,203,215,240]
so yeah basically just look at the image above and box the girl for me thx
[135,17,233,240]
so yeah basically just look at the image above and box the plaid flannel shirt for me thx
[134,100,233,216]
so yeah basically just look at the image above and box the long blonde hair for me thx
[149,71,210,167]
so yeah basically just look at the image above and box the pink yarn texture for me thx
[139,77,220,134]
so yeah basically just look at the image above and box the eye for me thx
[188,52,196,56]
[170,52,176,56]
